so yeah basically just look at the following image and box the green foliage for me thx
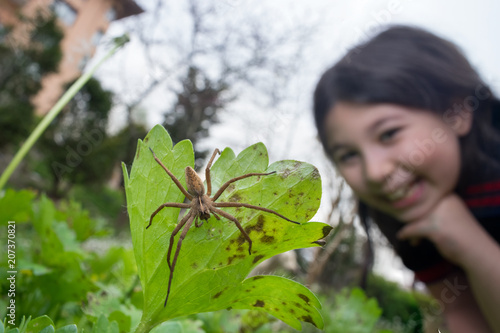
[325,288,384,333]
[22,13,63,73]
[0,189,137,331]
[122,125,331,332]
[0,12,128,199]
[365,274,423,332]
[0,189,36,224]
[0,192,95,320]
[192,310,273,333]
[0,12,63,147]
[68,185,125,222]
[0,314,119,333]
[168,288,392,333]
[35,77,116,193]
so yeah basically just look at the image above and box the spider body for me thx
[147,147,300,307]
[185,166,205,196]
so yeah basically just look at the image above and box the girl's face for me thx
[324,102,471,223]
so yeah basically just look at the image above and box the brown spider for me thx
[146,147,300,306]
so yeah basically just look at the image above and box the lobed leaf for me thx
[25,315,54,333]
[123,125,332,332]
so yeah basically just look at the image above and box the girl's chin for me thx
[388,195,440,223]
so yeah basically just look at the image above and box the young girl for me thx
[313,25,500,332]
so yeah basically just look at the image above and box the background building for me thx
[0,0,143,114]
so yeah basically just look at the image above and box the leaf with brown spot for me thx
[123,126,329,331]
[229,276,323,330]
[252,255,265,264]
[260,235,275,243]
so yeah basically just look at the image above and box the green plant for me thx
[0,314,123,333]
[0,188,141,331]
[0,35,129,191]
[0,190,98,324]
[0,12,63,148]
[122,125,332,332]
[322,288,389,333]
[365,274,423,332]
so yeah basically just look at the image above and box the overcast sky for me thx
[99,0,500,152]
[95,0,500,285]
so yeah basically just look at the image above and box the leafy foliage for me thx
[0,190,137,331]
[0,12,62,147]
[1,187,423,333]
[122,125,332,332]
[0,191,97,321]
[365,274,424,332]
[325,288,386,333]
[34,77,116,194]
[0,314,117,333]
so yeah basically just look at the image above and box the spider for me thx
[146,147,300,306]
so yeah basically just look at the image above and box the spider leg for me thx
[166,210,195,270]
[211,171,277,201]
[194,215,202,227]
[214,202,301,225]
[165,211,196,307]
[210,207,252,255]
[147,202,191,229]
[149,147,194,201]
[205,148,221,196]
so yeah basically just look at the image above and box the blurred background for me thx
[1,0,499,332]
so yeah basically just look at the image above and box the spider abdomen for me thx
[185,166,205,196]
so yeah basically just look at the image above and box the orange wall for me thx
[0,0,117,114]
[33,0,115,114]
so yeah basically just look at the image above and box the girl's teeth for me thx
[388,184,411,201]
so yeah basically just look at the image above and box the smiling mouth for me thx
[385,178,424,209]
[387,179,417,201]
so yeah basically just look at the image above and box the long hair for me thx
[313,25,500,276]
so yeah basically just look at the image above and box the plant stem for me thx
[134,319,154,333]
[0,34,130,191]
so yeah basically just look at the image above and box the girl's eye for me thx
[379,128,401,142]
[337,150,358,164]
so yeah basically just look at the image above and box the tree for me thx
[35,78,118,196]
[164,65,231,164]
[102,0,313,168]
[0,12,63,148]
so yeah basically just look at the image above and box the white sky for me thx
[93,0,500,286]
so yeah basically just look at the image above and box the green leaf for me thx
[31,196,96,302]
[108,310,131,333]
[0,189,35,225]
[229,276,323,329]
[5,329,19,333]
[38,327,55,333]
[123,125,331,332]
[92,316,107,333]
[150,320,204,333]
[25,316,54,333]
[330,288,383,332]
[32,195,69,266]
[92,314,120,333]
[17,260,53,276]
[54,325,77,333]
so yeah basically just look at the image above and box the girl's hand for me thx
[396,194,485,268]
